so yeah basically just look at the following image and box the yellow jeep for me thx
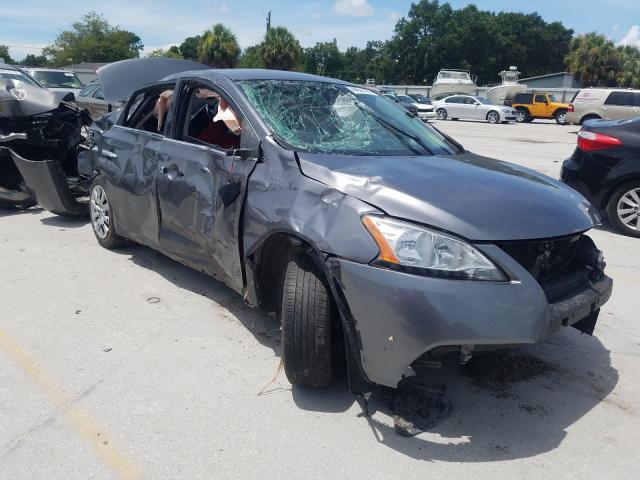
[511,92,570,124]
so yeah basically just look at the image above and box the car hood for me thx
[297,152,599,241]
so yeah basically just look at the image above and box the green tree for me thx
[0,45,14,64]
[238,45,263,68]
[19,54,49,67]
[198,24,240,68]
[303,40,343,77]
[147,46,183,59]
[565,33,621,87]
[260,27,302,70]
[42,12,142,66]
[618,45,640,88]
[179,35,202,61]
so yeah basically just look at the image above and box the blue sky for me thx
[2,0,639,60]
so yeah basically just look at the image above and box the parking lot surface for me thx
[1,120,639,479]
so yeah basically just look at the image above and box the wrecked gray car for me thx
[0,76,92,214]
[81,59,612,391]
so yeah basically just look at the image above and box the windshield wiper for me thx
[354,101,433,155]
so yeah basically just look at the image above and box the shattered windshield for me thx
[30,71,83,89]
[237,80,455,156]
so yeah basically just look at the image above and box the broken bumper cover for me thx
[9,150,87,217]
[335,244,613,388]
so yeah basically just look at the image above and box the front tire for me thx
[607,181,640,237]
[281,254,333,387]
[487,111,500,124]
[90,177,126,249]
[436,108,447,120]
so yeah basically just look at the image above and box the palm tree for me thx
[565,33,621,87]
[618,45,640,88]
[260,27,302,70]
[198,24,240,68]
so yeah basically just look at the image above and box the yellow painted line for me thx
[0,325,141,480]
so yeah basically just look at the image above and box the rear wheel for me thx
[580,114,601,125]
[607,181,640,237]
[90,178,126,249]
[515,109,529,123]
[555,110,567,125]
[281,254,333,387]
[486,111,500,124]
[436,108,447,120]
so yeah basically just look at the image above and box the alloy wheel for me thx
[487,112,499,124]
[91,185,111,239]
[617,187,640,231]
[436,109,447,120]
[556,112,566,124]
[515,110,527,122]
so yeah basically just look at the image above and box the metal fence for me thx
[379,85,580,103]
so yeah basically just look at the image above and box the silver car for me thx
[23,68,84,99]
[75,81,123,119]
[566,88,640,125]
[433,95,516,123]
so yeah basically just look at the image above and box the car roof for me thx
[0,64,22,71]
[26,68,75,73]
[163,68,351,85]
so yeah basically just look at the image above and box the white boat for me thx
[430,69,477,99]
[485,67,527,106]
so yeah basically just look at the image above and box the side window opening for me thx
[534,95,546,103]
[180,83,242,151]
[124,85,176,135]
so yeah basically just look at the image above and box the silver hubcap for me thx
[516,111,526,121]
[437,109,446,119]
[557,113,566,123]
[617,187,640,231]
[488,112,498,123]
[91,185,110,239]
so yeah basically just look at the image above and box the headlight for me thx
[501,108,510,113]
[362,215,506,281]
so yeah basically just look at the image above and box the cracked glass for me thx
[237,80,455,156]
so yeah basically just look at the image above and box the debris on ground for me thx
[463,351,555,391]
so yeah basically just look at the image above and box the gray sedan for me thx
[24,59,612,391]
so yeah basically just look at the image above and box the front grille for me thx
[497,234,605,303]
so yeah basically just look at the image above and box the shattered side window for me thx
[237,80,454,156]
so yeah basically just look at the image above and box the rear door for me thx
[603,91,635,120]
[444,96,463,117]
[157,79,260,292]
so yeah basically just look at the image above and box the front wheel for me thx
[487,111,500,124]
[281,254,333,387]
[607,182,640,237]
[515,109,529,123]
[436,108,447,120]
[90,178,126,249]
[555,110,567,125]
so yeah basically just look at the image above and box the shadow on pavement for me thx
[113,241,619,463]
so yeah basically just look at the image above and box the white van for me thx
[566,88,640,124]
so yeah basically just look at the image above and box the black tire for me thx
[89,177,126,249]
[607,181,640,237]
[515,108,529,123]
[281,253,333,387]
[436,108,447,120]
[580,114,601,125]
[555,110,567,125]
[486,110,500,124]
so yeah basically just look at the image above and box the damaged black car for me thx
[75,59,611,391]
[0,74,92,214]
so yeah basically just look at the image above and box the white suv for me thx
[566,88,640,125]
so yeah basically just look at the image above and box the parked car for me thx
[76,81,124,119]
[408,93,432,105]
[379,88,397,101]
[562,117,640,237]
[566,88,640,125]
[0,63,43,88]
[72,59,613,391]
[511,92,570,124]
[23,68,84,99]
[395,94,435,120]
[433,95,516,123]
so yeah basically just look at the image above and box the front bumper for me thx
[335,244,612,388]
[417,111,436,120]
